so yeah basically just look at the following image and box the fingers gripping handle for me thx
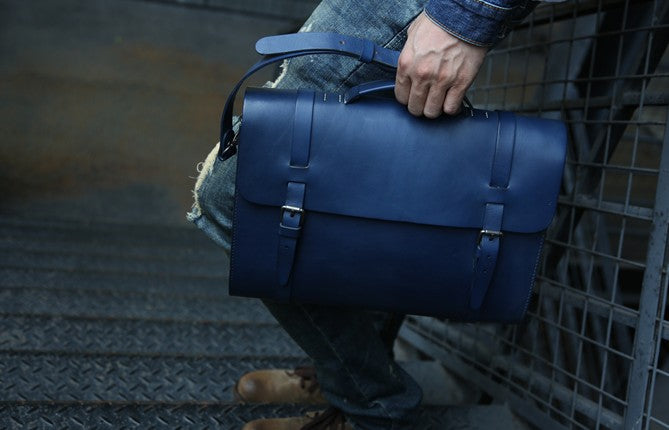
[218,33,399,160]
[343,80,475,110]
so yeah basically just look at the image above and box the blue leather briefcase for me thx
[218,33,567,322]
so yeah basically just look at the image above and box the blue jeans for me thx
[188,1,429,428]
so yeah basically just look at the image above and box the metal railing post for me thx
[623,106,669,430]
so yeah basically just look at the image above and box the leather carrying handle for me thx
[218,33,399,160]
[343,79,473,110]
[343,80,397,104]
[219,32,475,159]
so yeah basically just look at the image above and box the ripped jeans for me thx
[188,1,430,428]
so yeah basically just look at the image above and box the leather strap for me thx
[278,182,306,291]
[470,112,516,310]
[291,90,315,168]
[276,90,315,290]
[255,33,400,68]
[470,203,504,310]
[490,111,516,188]
[219,33,398,160]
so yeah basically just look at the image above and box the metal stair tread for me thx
[0,314,305,358]
[0,267,229,296]
[0,214,207,236]
[0,218,218,249]
[0,286,275,323]
[0,351,307,402]
[0,402,520,429]
[0,236,225,263]
[0,214,512,428]
[0,248,228,278]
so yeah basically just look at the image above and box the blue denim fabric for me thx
[426,0,539,46]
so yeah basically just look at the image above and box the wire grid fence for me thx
[400,1,669,429]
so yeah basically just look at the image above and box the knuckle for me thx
[394,78,410,105]
[395,68,408,80]
[452,79,468,91]
[397,55,412,71]
[412,88,427,99]
[448,92,464,105]
[424,98,444,119]
[407,105,423,117]
[414,66,432,80]
[395,90,408,105]
[395,75,409,87]
[424,109,440,119]
[443,103,460,115]
[437,70,454,85]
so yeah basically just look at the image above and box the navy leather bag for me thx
[218,33,567,322]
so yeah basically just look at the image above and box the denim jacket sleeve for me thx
[425,0,539,47]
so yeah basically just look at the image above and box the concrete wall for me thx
[0,0,316,223]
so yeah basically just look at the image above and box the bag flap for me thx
[235,88,567,234]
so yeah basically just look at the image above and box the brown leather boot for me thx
[234,366,327,404]
[242,407,352,430]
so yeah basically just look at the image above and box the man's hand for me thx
[395,12,488,118]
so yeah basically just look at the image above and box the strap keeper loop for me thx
[478,229,503,243]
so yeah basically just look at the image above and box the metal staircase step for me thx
[0,286,275,323]
[0,214,521,428]
[0,403,321,429]
[0,315,304,358]
[0,217,217,249]
[0,248,227,278]
[0,234,223,263]
[0,402,521,429]
[0,267,228,297]
[0,352,306,402]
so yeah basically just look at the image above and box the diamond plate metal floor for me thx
[1,403,523,429]
[0,214,528,429]
[0,0,529,426]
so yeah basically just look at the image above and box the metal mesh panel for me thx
[402,1,669,429]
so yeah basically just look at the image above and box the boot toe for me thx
[234,373,260,402]
[233,369,326,404]
[241,416,311,430]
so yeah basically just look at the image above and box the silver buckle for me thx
[281,205,304,215]
[478,229,503,243]
[281,205,305,227]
